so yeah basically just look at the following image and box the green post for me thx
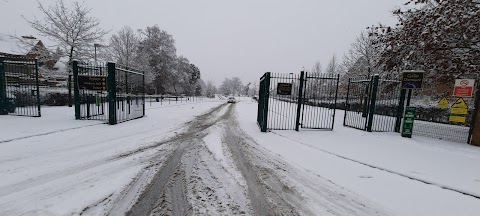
[72,60,81,119]
[261,72,271,132]
[343,78,351,126]
[331,74,340,129]
[108,62,117,125]
[367,74,380,132]
[295,71,305,131]
[395,89,407,132]
[142,71,145,117]
[0,57,6,115]
[34,59,41,117]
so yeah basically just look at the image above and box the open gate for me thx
[0,57,41,117]
[73,61,145,125]
[257,71,339,132]
[343,74,403,132]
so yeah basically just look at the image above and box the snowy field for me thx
[0,96,479,215]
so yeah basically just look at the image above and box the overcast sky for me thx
[0,0,403,85]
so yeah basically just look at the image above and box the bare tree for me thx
[343,31,377,77]
[311,61,322,73]
[24,0,108,68]
[326,54,339,74]
[108,26,139,67]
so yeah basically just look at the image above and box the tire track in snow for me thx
[111,103,231,215]
[0,123,104,144]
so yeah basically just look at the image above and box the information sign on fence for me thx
[401,71,424,89]
[277,83,293,95]
[437,97,449,108]
[401,106,416,138]
[78,75,107,91]
[453,79,475,97]
[449,98,468,123]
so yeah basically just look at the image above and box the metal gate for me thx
[73,61,145,125]
[0,57,41,117]
[257,71,339,132]
[343,74,403,132]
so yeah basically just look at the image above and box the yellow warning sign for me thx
[437,97,449,108]
[451,98,468,109]
[450,108,468,115]
[449,115,466,123]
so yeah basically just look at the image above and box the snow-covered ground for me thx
[236,100,480,216]
[1,96,479,215]
[0,99,223,215]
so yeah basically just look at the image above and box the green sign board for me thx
[401,106,416,138]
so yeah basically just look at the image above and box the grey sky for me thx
[0,0,402,85]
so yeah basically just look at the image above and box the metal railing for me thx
[0,57,41,117]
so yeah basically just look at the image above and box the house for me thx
[0,33,55,69]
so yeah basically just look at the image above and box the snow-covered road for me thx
[1,97,480,215]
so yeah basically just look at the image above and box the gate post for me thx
[72,60,81,119]
[0,57,6,115]
[367,74,380,132]
[34,59,41,117]
[395,89,407,132]
[107,62,117,125]
[295,71,305,131]
[331,74,340,129]
[261,72,271,132]
[343,77,351,126]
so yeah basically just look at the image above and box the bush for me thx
[42,93,69,106]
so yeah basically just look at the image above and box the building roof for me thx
[53,56,69,71]
[0,33,40,55]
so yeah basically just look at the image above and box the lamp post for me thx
[94,43,104,63]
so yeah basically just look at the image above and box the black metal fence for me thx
[113,64,145,123]
[0,57,41,117]
[407,76,478,143]
[145,95,204,106]
[343,73,478,143]
[257,72,339,132]
[73,61,145,125]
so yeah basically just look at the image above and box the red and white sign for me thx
[453,79,475,97]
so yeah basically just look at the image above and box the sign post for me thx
[400,70,424,138]
[401,106,416,138]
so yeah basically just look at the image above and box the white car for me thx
[227,96,236,103]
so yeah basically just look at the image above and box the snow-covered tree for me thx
[219,77,243,96]
[108,26,139,67]
[24,0,107,72]
[137,25,176,94]
[374,0,480,79]
[205,81,217,98]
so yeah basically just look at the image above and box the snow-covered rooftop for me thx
[0,33,40,55]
